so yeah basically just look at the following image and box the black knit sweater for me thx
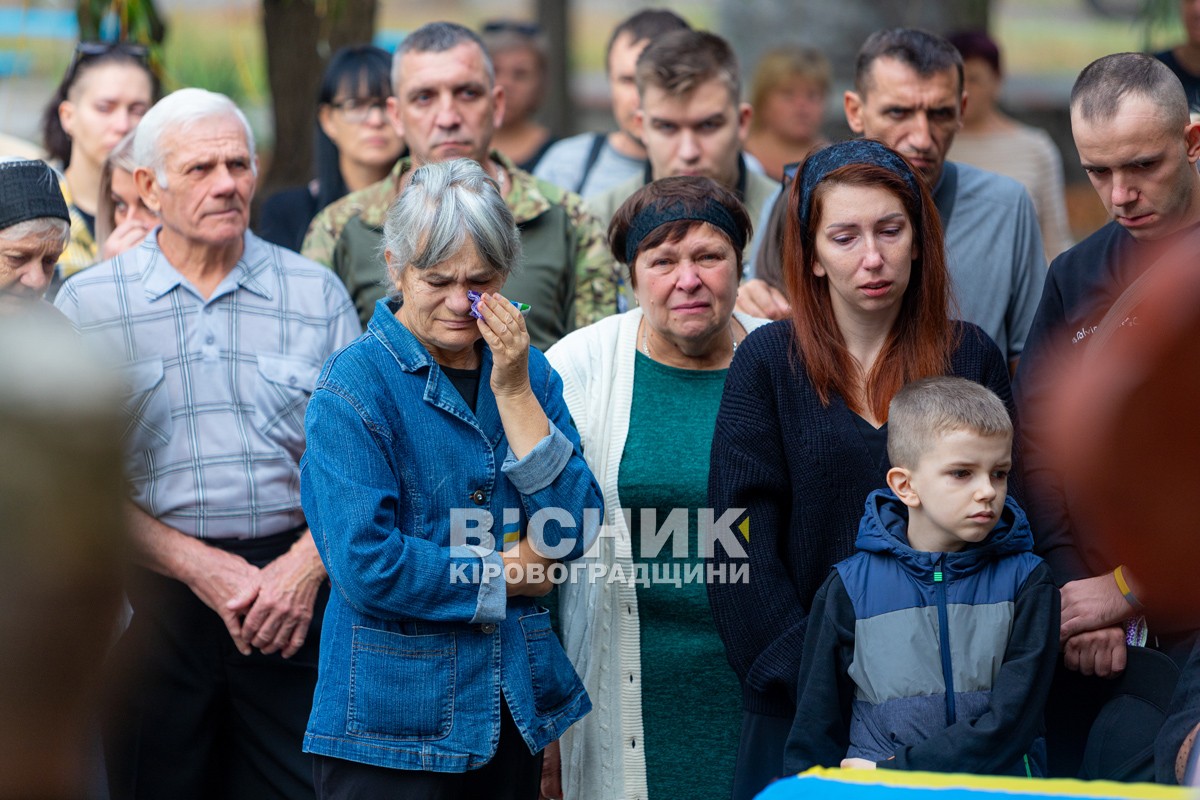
[706,319,1014,717]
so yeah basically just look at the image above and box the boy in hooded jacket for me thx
[784,376,1059,777]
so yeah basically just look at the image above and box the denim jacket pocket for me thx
[254,353,319,457]
[347,626,456,740]
[520,607,580,716]
[118,356,172,455]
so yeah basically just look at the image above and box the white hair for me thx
[0,217,70,246]
[381,158,520,292]
[132,88,257,186]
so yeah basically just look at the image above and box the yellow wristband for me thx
[1114,564,1145,612]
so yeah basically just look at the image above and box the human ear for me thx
[887,467,920,508]
[58,99,77,138]
[736,102,753,144]
[492,84,506,129]
[133,166,161,213]
[631,108,646,142]
[317,105,338,140]
[843,90,865,134]
[386,96,404,139]
[1185,120,1200,163]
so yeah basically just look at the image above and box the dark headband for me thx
[0,160,70,231]
[624,198,746,265]
[797,139,921,230]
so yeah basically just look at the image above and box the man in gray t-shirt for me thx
[740,28,1045,366]
[534,9,689,198]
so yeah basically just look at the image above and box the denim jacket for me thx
[301,299,600,772]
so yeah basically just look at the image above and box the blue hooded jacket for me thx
[785,489,1060,777]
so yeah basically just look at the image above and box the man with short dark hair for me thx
[534,9,690,199]
[303,21,619,349]
[1015,52,1200,781]
[742,28,1045,368]
[588,29,780,265]
[56,88,361,799]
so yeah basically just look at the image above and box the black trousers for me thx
[312,700,543,800]
[1045,645,1185,781]
[103,530,327,800]
[730,710,793,800]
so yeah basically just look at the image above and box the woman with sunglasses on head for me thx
[40,41,156,282]
[257,45,405,253]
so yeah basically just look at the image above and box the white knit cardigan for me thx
[545,308,769,800]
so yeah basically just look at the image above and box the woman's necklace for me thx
[640,321,739,362]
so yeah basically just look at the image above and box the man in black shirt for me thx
[1015,51,1200,781]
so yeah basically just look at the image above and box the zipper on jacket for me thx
[933,555,957,726]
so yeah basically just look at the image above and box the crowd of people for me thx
[3,6,1200,800]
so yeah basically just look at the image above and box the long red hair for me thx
[782,154,957,421]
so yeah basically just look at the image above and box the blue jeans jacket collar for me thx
[368,298,505,450]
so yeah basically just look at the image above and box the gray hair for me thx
[887,376,1012,470]
[381,158,520,292]
[1071,52,1189,129]
[393,21,495,90]
[132,88,257,186]
[0,217,70,246]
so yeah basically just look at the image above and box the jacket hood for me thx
[855,489,1034,578]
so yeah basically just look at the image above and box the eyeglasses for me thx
[481,20,542,37]
[65,41,151,85]
[329,97,388,124]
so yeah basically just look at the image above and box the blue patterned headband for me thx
[797,139,921,230]
[624,198,746,266]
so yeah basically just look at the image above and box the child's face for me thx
[897,429,1013,553]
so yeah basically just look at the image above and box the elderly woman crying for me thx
[300,158,601,800]
[546,175,770,800]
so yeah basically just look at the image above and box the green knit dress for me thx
[617,350,743,799]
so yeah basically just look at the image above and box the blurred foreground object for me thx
[1046,232,1200,632]
[0,313,125,799]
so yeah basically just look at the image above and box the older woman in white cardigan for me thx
[546,176,769,800]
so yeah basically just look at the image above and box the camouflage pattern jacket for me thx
[302,152,621,351]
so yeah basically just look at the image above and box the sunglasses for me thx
[481,20,541,37]
[65,41,150,83]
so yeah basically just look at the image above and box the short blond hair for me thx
[886,376,1011,469]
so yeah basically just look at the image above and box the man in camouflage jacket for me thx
[303,21,620,350]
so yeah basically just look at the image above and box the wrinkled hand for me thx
[1060,574,1134,642]
[228,534,326,658]
[1063,626,1127,677]
[185,546,261,655]
[101,217,153,260]
[503,538,556,598]
[477,292,532,399]
[539,740,562,800]
[840,758,877,770]
[736,279,791,320]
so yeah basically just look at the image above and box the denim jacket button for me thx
[470,488,487,505]
[480,623,497,634]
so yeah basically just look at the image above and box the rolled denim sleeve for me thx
[451,544,506,624]
[501,420,574,494]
